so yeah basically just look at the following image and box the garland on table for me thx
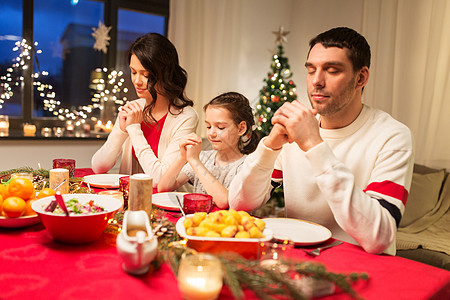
[107,209,369,300]
[165,241,368,300]
[0,167,91,193]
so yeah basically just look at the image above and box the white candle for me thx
[129,174,153,219]
[49,168,69,194]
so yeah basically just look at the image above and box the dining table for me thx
[1,168,449,300]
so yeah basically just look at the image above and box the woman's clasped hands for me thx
[119,102,144,132]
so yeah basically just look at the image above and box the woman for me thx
[91,33,198,188]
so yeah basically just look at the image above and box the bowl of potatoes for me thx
[176,209,273,258]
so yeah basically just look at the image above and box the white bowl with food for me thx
[176,211,273,259]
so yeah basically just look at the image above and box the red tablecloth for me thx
[0,169,449,299]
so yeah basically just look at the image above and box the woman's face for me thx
[205,106,246,153]
[129,54,152,102]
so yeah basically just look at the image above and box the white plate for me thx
[83,174,128,189]
[0,215,40,228]
[176,214,273,242]
[263,218,331,246]
[152,192,187,211]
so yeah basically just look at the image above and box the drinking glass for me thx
[119,176,130,210]
[53,159,76,177]
[258,239,294,273]
[183,193,213,214]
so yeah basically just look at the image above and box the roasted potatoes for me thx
[183,209,265,238]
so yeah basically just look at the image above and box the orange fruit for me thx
[37,188,56,199]
[8,178,35,200]
[0,194,3,214]
[2,197,26,218]
[24,199,37,216]
[0,183,9,199]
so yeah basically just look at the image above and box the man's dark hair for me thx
[308,27,371,72]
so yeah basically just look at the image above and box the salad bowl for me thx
[32,194,122,244]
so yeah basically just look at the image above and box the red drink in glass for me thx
[52,159,76,177]
[119,176,130,210]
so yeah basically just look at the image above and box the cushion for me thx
[399,169,446,227]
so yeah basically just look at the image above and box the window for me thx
[0,0,168,133]
[0,0,23,117]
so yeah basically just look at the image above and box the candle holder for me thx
[119,176,130,210]
[258,239,294,273]
[177,253,223,300]
[53,127,65,137]
[98,190,124,210]
[66,121,75,135]
[183,193,213,214]
[41,127,52,137]
[0,115,9,137]
[23,123,36,137]
[11,172,34,182]
[53,158,76,178]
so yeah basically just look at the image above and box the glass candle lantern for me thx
[11,172,34,182]
[23,123,36,137]
[53,127,65,137]
[119,176,130,210]
[178,253,223,300]
[258,239,294,273]
[0,115,9,136]
[53,159,76,177]
[41,127,52,137]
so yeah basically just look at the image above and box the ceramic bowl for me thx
[32,194,121,244]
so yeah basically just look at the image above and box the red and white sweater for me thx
[229,105,414,255]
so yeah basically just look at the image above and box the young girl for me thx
[158,92,259,208]
[91,33,198,188]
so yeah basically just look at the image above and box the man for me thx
[229,27,414,255]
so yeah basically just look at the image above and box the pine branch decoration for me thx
[165,245,368,300]
[0,166,90,193]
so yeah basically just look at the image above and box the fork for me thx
[302,240,342,257]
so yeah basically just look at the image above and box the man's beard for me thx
[309,76,357,116]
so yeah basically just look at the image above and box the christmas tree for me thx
[255,26,297,137]
[254,27,297,215]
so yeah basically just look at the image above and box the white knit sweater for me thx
[229,105,414,255]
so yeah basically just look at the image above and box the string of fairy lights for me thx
[0,39,128,124]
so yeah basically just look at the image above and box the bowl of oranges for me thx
[0,175,56,228]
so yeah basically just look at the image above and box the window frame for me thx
[8,0,169,131]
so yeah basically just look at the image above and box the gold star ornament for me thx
[273,26,290,46]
